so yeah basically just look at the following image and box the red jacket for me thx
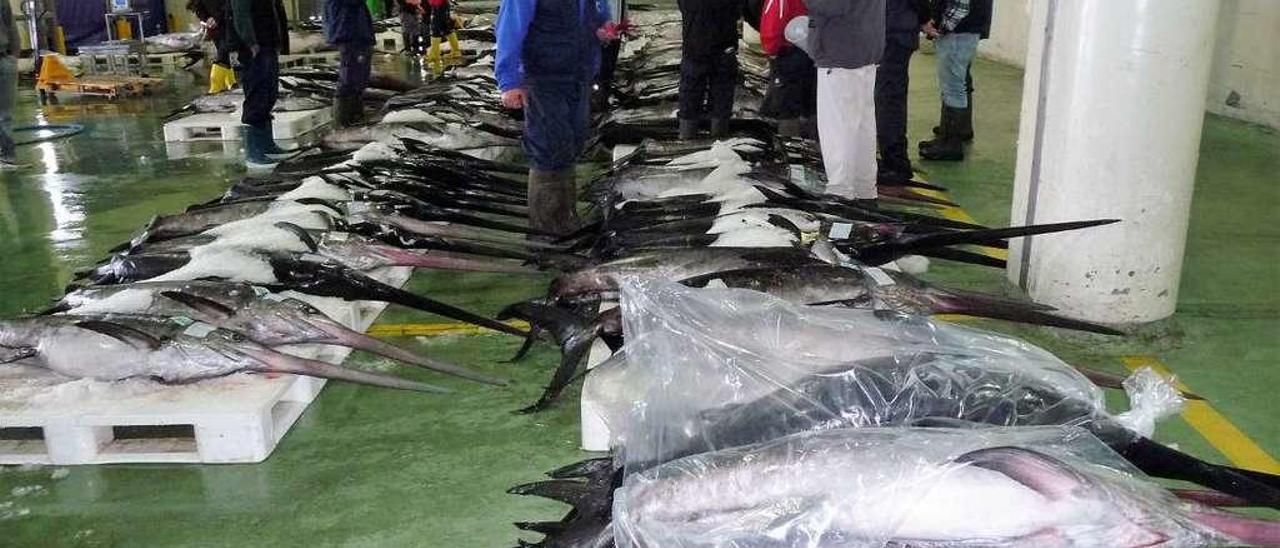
[759,0,806,55]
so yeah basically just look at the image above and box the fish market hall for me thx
[0,0,1277,545]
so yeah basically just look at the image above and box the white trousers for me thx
[817,65,878,200]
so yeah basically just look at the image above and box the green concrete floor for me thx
[0,49,1277,546]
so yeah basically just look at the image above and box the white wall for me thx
[978,0,1280,129]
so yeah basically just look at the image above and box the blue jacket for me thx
[325,0,376,46]
[495,0,611,91]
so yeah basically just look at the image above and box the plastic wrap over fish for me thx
[612,427,1237,547]
[601,279,1111,471]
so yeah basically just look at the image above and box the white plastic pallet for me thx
[375,30,405,53]
[163,107,331,142]
[0,266,413,465]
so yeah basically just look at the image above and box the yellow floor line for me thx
[367,320,530,337]
[1121,356,1280,474]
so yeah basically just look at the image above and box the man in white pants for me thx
[806,0,885,205]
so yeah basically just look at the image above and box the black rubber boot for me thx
[919,106,966,161]
[263,125,298,159]
[527,168,580,238]
[709,118,729,138]
[678,119,699,140]
[334,95,363,128]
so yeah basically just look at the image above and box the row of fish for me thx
[490,8,1280,548]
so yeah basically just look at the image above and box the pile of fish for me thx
[484,6,1280,548]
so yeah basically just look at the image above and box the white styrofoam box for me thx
[0,267,413,465]
[164,139,243,160]
[163,108,332,142]
[579,302,617,452]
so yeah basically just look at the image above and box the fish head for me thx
[241,297,345,345]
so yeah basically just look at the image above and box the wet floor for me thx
[0,50,1277,545]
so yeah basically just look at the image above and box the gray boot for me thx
[678,119,699,140]
[528,168,580,237]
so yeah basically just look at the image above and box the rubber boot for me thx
[209,63,236,93]
[445,32,463,65]
[678,118,698,140]
[709,118,729,138]
[263,124,299,159]
[931,105,973,141]
[243,126,279,171]
[333,95,364,128]
[918,106,966,161]
[527,168,580,237]
[426,37,444,77]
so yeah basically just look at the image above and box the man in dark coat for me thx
[227,0,291,169]
[676,0,742,139]
[188,0,235,93]
[325,0,376,126]
[874,0,928,181]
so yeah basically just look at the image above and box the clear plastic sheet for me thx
[599,279,1171,471]
[612,426,1233,548]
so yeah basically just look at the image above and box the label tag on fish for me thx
[252,286,270,297]
[327,232,350,242]
[168,316,195,327]
[346,202,369,216]
[863,267,896,286]
[183,322,216,338]
[828,223,853,240]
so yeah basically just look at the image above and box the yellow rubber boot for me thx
[209,63,236,93]
[445,33,463,64]
[426,37,444,77]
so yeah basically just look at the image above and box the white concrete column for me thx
[1007,0,1221,324]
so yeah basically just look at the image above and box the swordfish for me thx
[0,316,446,392]
[47,281,505,386]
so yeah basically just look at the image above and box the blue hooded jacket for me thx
[325,0,376,46]
[495,0,611,91]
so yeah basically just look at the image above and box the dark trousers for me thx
[772,46,816,119]
[426,3,452,37]
[337,43,373,98]
[523,79,592,171]
[875,38,916,175]
[678,49,738,121]
[240,47,280,128]
[598,40,621,90]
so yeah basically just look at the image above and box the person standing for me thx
[397,0,424,54]
[874,0,928,181]
[424,0,462,77]
[228,0,291,169]
[917,0,991,161]
[325,0,376,126]
[188,0,235,93]
[676,0,741,140]
[0,0,21,169]
[807,0,885,204]
[759,0,816,137]
[496,0,614,236]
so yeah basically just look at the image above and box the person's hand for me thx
[922,20,940,38]
[501,88,527,109]
[597,22,620,42]
[204,17,218,29]
[250,44,261,57]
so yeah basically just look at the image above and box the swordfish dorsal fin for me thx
[159,291,237,320]
[74,321,164,351]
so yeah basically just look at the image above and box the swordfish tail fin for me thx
[498,301,605,413]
